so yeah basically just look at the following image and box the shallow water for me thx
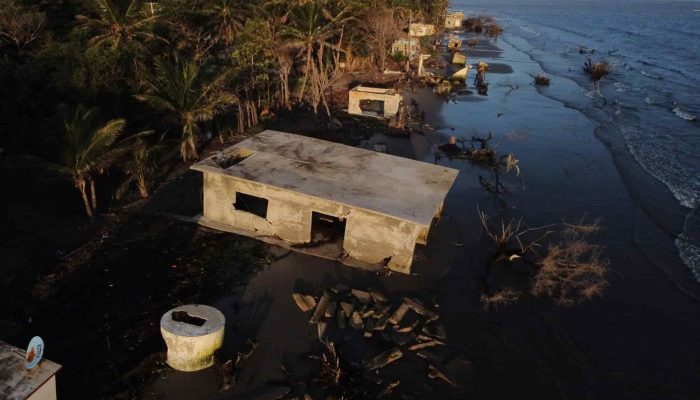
[454,0,700,281]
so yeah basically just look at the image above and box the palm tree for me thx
[57,106,126,218]
[75,0,163,52]
[117,132,174,199]
[134,54,237,161]
[280,1,344,102]
[203,0,250,47]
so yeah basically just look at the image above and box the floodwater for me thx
[144,10,700,400]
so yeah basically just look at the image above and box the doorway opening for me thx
[359,99,385,118]
[311,212,346,245]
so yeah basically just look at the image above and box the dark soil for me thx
[0,140,271,399]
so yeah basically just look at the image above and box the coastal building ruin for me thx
[347,85,402,118]
[409,23,436,37]
[391,37,419,58]
[445,12,465,29]
[447,35,462,50]
[190,130,459,273]
[452,52,467,65]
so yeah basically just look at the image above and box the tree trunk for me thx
[298,42,313,102]
[77,179,94,219]
[137,175,149,198]
[89,178,97,211]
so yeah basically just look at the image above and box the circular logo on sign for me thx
[25,336,44,369]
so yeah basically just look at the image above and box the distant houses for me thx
[445,11,465,29]
[409,23,436,37]
[391,37,420,58]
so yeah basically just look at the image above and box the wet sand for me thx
[142,33,700,399]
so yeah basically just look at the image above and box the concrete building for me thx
[347,85,402,118]
[447,35,462,50]
[445,12,465,29]
[1,341,61,400]
[190,131,459,273]
[409,23,436,37]
[391,37,419,58]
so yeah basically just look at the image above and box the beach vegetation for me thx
[478,211,608,307]
[486,22,504,41]
[583,57,611,81]
[0,0,460,214]
[534,74,551,85]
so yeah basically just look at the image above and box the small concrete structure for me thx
[452,52,467,65]
[445,12,465,29]
[160,304,225,372]
[0,340,61,400]
[391,37,419,58]
[191,131,459,273]
[452,64,472,80]
[409,23,435,37]
[447,35,462,50]
[348,85,402,118]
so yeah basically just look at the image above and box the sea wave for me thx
[672,106,697,121]
[641,70,663,80]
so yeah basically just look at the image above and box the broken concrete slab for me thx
[364,348,403,371]
[309,292,330,324]
[389,303,410,325]
[292,293,317,312]
[403,298,439,322]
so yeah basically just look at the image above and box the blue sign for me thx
[25,336,44,369]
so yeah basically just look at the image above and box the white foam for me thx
[676,237,700,282]
[672,107,697,121]
[641,70,662,79]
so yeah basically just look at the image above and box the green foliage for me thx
[392,51,407,62]
[135,54,237,161]
[0,0,462,214]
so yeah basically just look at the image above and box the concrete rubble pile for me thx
[292,285,474,392]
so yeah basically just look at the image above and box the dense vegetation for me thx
[0,0,448,216]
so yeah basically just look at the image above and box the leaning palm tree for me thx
[117,132,174,199]
[75,0,163,52]
[57,106,126,218]
[135,54,237,161]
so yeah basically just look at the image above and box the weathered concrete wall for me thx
[409,23,435,37]
[348,89,402,117]
[201,172,425,273]
[445,12,464,28]
[344,210,423,274]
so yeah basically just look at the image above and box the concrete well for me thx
[160,304,225,372]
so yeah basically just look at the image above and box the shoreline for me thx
[143,24,700,399]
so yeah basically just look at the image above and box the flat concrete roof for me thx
[0,340,61,400]
[192,130,458,226]
[350,86,397,95]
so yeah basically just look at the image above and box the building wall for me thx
[445,13,464,28]
[409,23,435,37]
[201,172,423,273]
[390,39,418,58]
[348,90,402,117]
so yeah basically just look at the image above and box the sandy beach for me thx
[138,30,700,399]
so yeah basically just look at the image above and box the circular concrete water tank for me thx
[160,304,225,371]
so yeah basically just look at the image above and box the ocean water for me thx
[453,0,700,280]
